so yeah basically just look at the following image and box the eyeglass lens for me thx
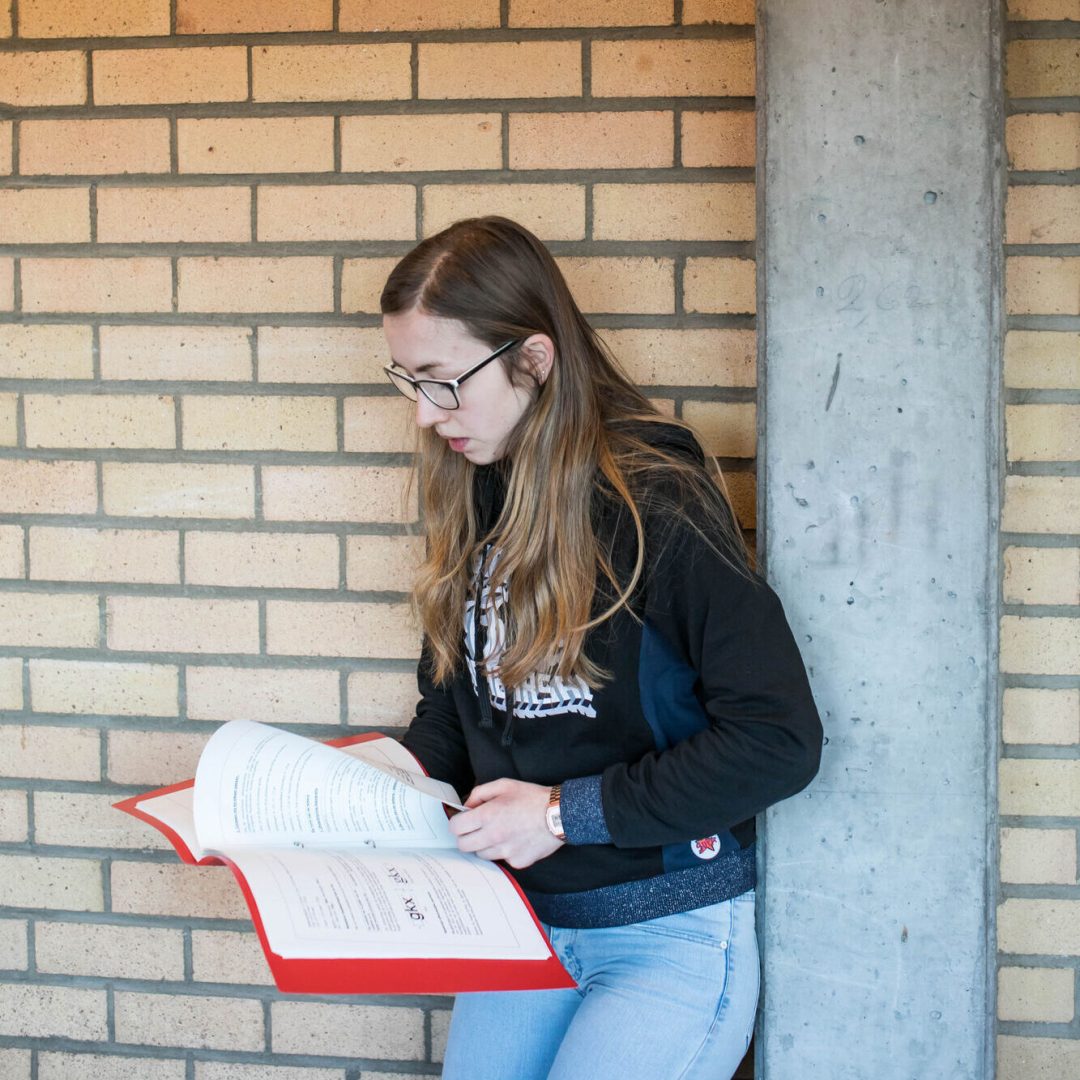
[387,369,459,410]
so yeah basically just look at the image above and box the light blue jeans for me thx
[441,890,759,1080]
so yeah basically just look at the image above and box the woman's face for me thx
[383,308,541,466]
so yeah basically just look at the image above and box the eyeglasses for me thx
[384,339,522,411]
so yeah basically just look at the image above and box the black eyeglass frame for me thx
[384,339,523,411]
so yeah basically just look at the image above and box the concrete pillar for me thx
[757,2,1002,1077]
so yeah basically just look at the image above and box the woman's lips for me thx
[447,437,469,452]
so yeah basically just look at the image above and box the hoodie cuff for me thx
[559,774,613,846]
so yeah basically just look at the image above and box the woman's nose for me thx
[415,393,448,428]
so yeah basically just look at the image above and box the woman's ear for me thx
[522,334,555,384]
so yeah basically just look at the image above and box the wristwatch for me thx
[545,784,566,842]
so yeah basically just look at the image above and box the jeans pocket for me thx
[634,901,734,948]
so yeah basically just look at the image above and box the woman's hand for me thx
[449,778,564,869]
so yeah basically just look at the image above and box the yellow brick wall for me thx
[0,1,757,1074]
[998,4,1080,1077]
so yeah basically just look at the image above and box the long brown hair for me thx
[381,216,748,689]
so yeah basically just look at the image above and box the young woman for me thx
[380,216,821,1080]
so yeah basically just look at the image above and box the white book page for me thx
[338,739,465,811]
[132,786,203,860]
[193,721,456,853]
[228,846,551,961]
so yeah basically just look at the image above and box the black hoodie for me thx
[403,424,822,928]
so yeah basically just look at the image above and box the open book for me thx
[114,719,574,994]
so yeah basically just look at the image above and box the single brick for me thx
[0,791,28,842]
[178,256,334,313]
[107,596,260,656]
[97,186,251,244]
[346,533,425,592]
[0,918,27,968]
[1000,827,1077,884]
[509,111,673,169]
[0,984,106,1039]
[108,729,210,786]
[266,600,417,658]
[271,1001,423,1060]
[684,257,756,313]
[30,657,178,715]
[0,724,99,780]
[0,854,103,911]
[419,42,581,99]
[0,122,10,173]
[341,113,501,172]
[998,898,1080,956]
[253,43,410,102]
[340,0,499,29]
[0,524,23,577]
[0,1051,28,1080]
[0,1,10,35]
[424,183,585,241]
[186,665,340,725]
[592,39,754,97]
[19,118,170,175]
[1000,759,1080,817]
[39,1055,184,1080]
[93,47,247,106]
[36,921,184,980]
[1008,0,1080,15]
[1007,186,1080,245]
[0,257,11,308]
[0,591,98,649]
[683,0,755,23]
[0,50,85,106]
[196,1065,343,1080]
[18,0,169,37]
[343,395,415,452]
[190,929,274,986]
[594,183,754,241]
[0,392,15,446]
[22,257,171,314]
[0,459,96,514]
[262,465,415,523]
[555,256,675,314]
[257,184,415,242]
[510,0,671,25]
[0,657,20,709]
[1000,615,1080,675]
[25,393,175,449]
[101,325,253,382]
[1005,331,1080,390]
[35,791,171,849]
[185,530,339,589]
[1003,687,1080,745]
[1007,114,1080,172]
[31,526,180,585]
[1007,40,1080,98]
[259,325,385,384]
[0,187,89,244]
[431,1008,450,1064]
[1003,546,1080,605]
[1003,476,1080,534]
[347,670,419,727]
[111,861,248,920]
[102,462,255,519]
[682,402,756,458]
[998,967,1075,1024]
[1007,404,1080,462]
[600,328,755,386]
[178,117,334,174]
[1008,256,1080,316]
[341,261,401,316]
[182,394,337,451]
[177,0,333,33]
[115,992,264,1052]
[0,324,93,379]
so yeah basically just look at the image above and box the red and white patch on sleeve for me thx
[691,835,721,860]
